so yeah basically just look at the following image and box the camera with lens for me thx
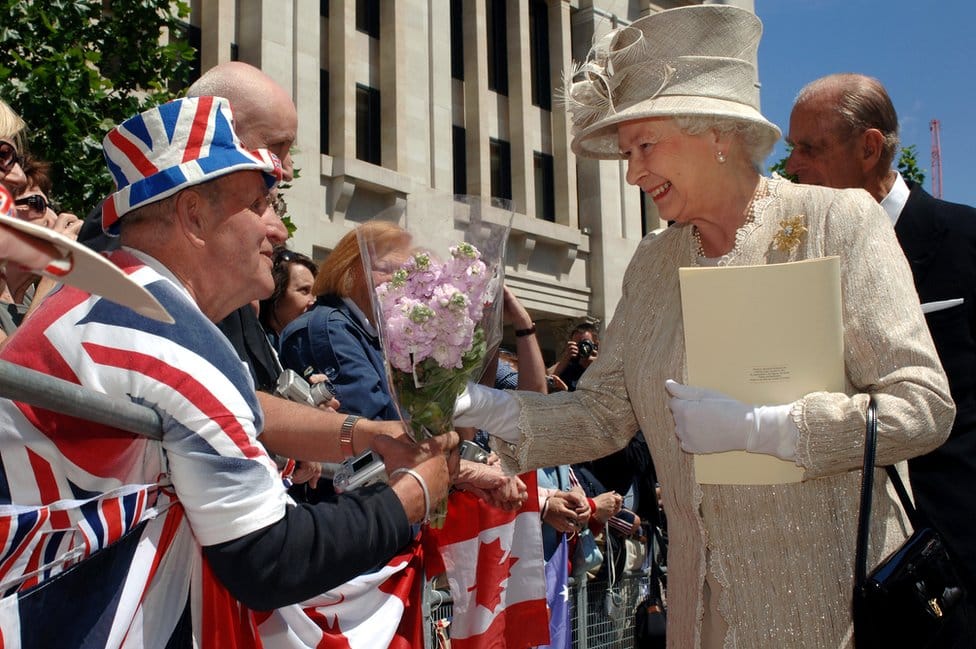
[274,369,333,407]
[577,338,597,360]
[333,449,388,492]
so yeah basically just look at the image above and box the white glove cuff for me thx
[453,382,522,443]
[747,403,799,460]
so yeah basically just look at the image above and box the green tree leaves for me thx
[897,144,925,187]
[0,0,195,213]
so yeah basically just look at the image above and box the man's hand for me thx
[372,432,458,525]
[560,340,580,365]
[290,460,322,488]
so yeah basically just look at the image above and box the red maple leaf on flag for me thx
[467,536,519,613]
[304,608,353,649]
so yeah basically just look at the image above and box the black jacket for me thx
[897,183,976,590]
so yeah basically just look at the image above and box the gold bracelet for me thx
[340,414,361,457]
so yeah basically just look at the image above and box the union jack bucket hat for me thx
[100,95,282,235]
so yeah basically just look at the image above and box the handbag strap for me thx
[606,522,617,589]
[854,396,878,590]
[649,525,666,599]
[854,396,924,589]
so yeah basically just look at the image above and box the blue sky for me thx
[755,1,976,207]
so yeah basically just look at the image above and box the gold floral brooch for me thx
[773,215,807,253]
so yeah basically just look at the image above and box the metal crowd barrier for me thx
[425,569,652,649]
[0,359,659,648]
[0,359,162,439]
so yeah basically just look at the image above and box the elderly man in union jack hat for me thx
[0,96,455,647]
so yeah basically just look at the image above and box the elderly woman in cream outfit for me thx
[456,6,953,649]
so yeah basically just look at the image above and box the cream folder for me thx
[678,256,844,484]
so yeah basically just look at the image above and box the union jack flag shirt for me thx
[0,248,288,647]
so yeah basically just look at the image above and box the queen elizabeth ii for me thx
[455,5,953,648]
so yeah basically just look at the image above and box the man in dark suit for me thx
[787,73,976,646]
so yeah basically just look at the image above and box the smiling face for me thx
[618,117,719,224]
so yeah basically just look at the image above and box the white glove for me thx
[665,379,798,460]
[453,382,521,443]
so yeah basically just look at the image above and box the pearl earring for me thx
[716,151,727,164]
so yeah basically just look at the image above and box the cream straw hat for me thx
[564,5,781,160]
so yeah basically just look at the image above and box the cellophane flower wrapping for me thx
[360,196,512,526]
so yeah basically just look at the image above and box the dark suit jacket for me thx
[217,305,281,392]
[897,183,976,588]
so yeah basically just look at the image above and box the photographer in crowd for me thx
[549,322,600,392]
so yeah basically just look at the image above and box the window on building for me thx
[320,69,330,155]
[450,0,464,80]
[490,138,512,201]
[486,0,508,95]
[176,21,202,89]
[529,0,551,110]
[321,0,329,17]
[356,0,379,38]
[453,126,467,195]
[534,152,555,221]
[356,84,381,164]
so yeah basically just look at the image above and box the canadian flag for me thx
[255,538,425,649]
[425,472,550,648]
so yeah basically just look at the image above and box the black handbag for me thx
[634,525,667,649]
[852,396,965,648]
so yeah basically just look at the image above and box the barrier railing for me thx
[425,569,651,649]
[0,359,162,438]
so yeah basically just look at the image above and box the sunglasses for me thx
[15,195,49,214]
[0,141,19,174]
[273,249,298,266]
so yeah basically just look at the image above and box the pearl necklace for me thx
[693,177,770,258]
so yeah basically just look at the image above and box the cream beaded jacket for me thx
[498,178,954,649]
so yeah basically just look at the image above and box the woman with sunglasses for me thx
[0,100,58,280]
[0,154,83,341]
[0,100,27,197]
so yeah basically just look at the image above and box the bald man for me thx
[188,61,298,182]
[187,63,298,395]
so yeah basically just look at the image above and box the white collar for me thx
[341,296,378,337]
[880,172,911,226]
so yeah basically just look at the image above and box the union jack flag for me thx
[0,248,431,648]
[101,96,280,234]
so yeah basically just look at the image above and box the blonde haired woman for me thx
[0,99,28,195]
[279,221,411,421]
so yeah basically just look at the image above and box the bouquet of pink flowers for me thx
[376,242,494,444]
[361,196,512,525]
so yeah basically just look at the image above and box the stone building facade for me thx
[187,0,754,358]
